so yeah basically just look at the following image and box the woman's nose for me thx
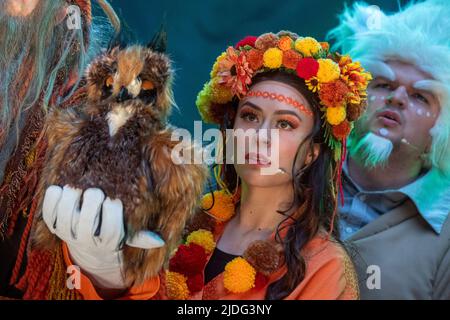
[256,128,271,148]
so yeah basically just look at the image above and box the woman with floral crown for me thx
[163,31,371,300]
[40,31,371,300]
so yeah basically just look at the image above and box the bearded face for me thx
[0,0,87,146]
[348,60,441,169]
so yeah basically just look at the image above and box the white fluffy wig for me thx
[328,0,450,176]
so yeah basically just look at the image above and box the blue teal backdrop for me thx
[108,0,406,132]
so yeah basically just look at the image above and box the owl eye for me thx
[141,80,155,91]
[105,76,114,88]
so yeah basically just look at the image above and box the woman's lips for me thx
[245,153,272,166]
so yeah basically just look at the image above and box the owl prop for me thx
[32,37,207,285]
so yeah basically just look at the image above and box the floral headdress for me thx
[196,31,372,162]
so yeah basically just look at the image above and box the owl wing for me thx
[142,128,208,249]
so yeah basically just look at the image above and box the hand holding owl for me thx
[42,185,165,289]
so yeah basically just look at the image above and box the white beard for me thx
[349,132,394,169]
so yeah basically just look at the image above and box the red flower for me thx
[169,243,208,276]
[235,36,257,49]
[296,57,319,80]
[186,273,204,292]
[332,120,352,140]
[254,272,269,290]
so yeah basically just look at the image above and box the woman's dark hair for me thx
[216,70,339,300]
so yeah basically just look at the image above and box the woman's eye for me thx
[276,120,294,130]
[241,112,259,123]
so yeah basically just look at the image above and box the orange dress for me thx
[64,219,359,300]
[158,221,359,300]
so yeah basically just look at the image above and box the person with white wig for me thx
[328,0,450,299]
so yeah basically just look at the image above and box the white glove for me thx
[42,185,164,290]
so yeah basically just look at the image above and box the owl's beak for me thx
[116,86,132,103]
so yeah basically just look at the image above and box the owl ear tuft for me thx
[147,24,167,53]
[107,37,127,52]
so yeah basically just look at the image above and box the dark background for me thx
[107,0,408,132]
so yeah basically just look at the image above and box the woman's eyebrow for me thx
[241,101,263,111]
[273,110,302,121]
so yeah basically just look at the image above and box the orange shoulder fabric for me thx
[61,242,160,300]
[287,237,359,300]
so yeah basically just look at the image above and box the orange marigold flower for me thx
[282,50,302,70]
[332,120,352,140]
[319,80,350,108]
[166,271,190,300]
[246,49,264,70]
[202,190,235,222]
[223,257,256,293]
[278,36,293,51]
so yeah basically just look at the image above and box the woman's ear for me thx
[304,143,320,166]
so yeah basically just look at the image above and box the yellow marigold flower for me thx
[223,257,256,293]
[294,37,322,57]
[326,106,347,126]
[210,52,227,78]
[166,271,190,300]
[186,229,216,254]
[317,59,341,83]
[202,190,235,222]
[263,47,283,69]
[211,78,234,104]
[196,82,214,123]
[278,36,293,51]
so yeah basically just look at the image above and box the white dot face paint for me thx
[416,108,424,116]
[369,96,377,102]
[379,128,389,136]
[426,112,431,117]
